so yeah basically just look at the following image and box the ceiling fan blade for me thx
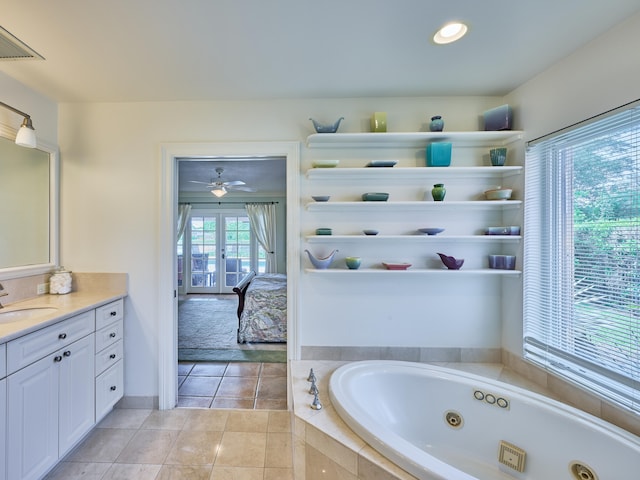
[188,180,215,186]
[223,180,246,186]
[227,185,256,192]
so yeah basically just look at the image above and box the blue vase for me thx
[429,115,444,132]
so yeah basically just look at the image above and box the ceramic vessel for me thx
[437,253,464,270]
[312,195,330,202]
[309,117,344,133]
[429,115,444,132]
[371,112,387,132]
[345,257,361,270]
[484,187,512,200]
[489,147,507,166]
[305,249,338,269]
[431,184,446,201]
[488,255,516,270]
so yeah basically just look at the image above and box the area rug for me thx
[178,294,286,363]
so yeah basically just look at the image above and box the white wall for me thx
[58,96,504,397]
[502,10,640,356]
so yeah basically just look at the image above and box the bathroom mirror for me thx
[0,124,58,280]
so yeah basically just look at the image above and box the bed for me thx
[233,271,287,343]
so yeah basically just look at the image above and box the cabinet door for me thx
[7,353,59,480]
[58,334,95,455]
[0,378,6,480]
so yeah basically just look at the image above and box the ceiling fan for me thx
[189,167,256,197]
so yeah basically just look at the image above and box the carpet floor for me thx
[178,294,286,363]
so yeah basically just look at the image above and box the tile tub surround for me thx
[291,359,640,480]
[45,408,293,480]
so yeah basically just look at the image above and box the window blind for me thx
[524,103,640,414]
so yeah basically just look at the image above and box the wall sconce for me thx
[0,101,37,148]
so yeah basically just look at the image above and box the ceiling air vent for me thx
[0,26,44,61]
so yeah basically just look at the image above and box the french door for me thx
[178,211,264,293]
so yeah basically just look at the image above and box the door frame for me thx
[159,141,300,410]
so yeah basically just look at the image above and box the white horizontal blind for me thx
[524,103,640,413]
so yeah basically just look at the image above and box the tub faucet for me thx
[0,283,7,308]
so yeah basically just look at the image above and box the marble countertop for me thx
[0,273,127,343]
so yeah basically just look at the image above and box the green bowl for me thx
[362,192,389,202]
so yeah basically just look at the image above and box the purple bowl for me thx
[488,255,516,270]
[437,253,464,270]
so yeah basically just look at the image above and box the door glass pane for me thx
[224,215,250,287]
[190,216,216,287]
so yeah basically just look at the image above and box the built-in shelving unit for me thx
[303,130,525,276]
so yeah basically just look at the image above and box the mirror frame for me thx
[0,123,59,280]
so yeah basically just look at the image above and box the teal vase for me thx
[429,115,444,132]
[431,183,446,201]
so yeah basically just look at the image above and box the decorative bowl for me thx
[366,160,397,167]
[309,117,344,133]
[382,262,412,270]
[488,255,516,270]
[437,253,464,270]
[484,187,512,200]
[345,257,361,270]
[362,192,389,202]
[363,229,379,236]
[312,195,330,202]
[315,228,332,235]
[485,226,520,235]
[418,227,445,235]
[312,160,340,168]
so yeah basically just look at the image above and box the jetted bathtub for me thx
[329,360,640,480]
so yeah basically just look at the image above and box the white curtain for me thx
[245,202,277,273]
[177,203,191,241]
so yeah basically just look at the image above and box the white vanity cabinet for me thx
[94,299,124,421]
[0,342,6,480]
[7,311,95,480]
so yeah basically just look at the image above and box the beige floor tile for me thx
[178,396,213,408]
[215,432,267,468]
[268,411,292,432]
[156,464,213,479]
[209,466,264,480]
[115,428,179,464]
[255,398,287,410]
[179,376,223,396]
[182,409,230,431]
[98,408,153,429]
[216,376,258,397]
[257,376,287,399]
[225,410,270,432]
[224,362,261,376]
[67,428,137,463]
[264,467,294,480]
[262,363,287,376]
[191,362,228,376]
[44,461,111,480]
[265,432,293,468]
[141,409,190,430]
[211,397,256,409]
[164,430,222,465]
[102,463,162,479]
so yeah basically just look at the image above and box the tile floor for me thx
[45,407,293,480]
[178,361,287,410]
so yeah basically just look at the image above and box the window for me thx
[524,102,640,414]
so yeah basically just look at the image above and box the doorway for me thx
[159,141,300,410]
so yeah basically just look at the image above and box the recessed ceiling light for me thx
[433,22,469,45]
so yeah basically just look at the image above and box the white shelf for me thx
[305,268,521,276]
[305,235,521,243]
[305,200,522,212]
[307,131,524,148]
[306,166,522,180]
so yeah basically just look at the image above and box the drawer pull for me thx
[54,355,63,362]
[109,353,116,359]
[63,350,71,357]
[109,332,117,338]
[110,386,117,391]
[110,311,117,316]
[58,333,67,339]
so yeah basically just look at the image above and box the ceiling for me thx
[1,1,639,103]
[178,157,286,196]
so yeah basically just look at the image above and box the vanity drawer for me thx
[96,299,124,330]
[7,310,95,374]
[0,343,6,379]
[95,339,123,376]
[96,360,123,421]
[95,319,123,352]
